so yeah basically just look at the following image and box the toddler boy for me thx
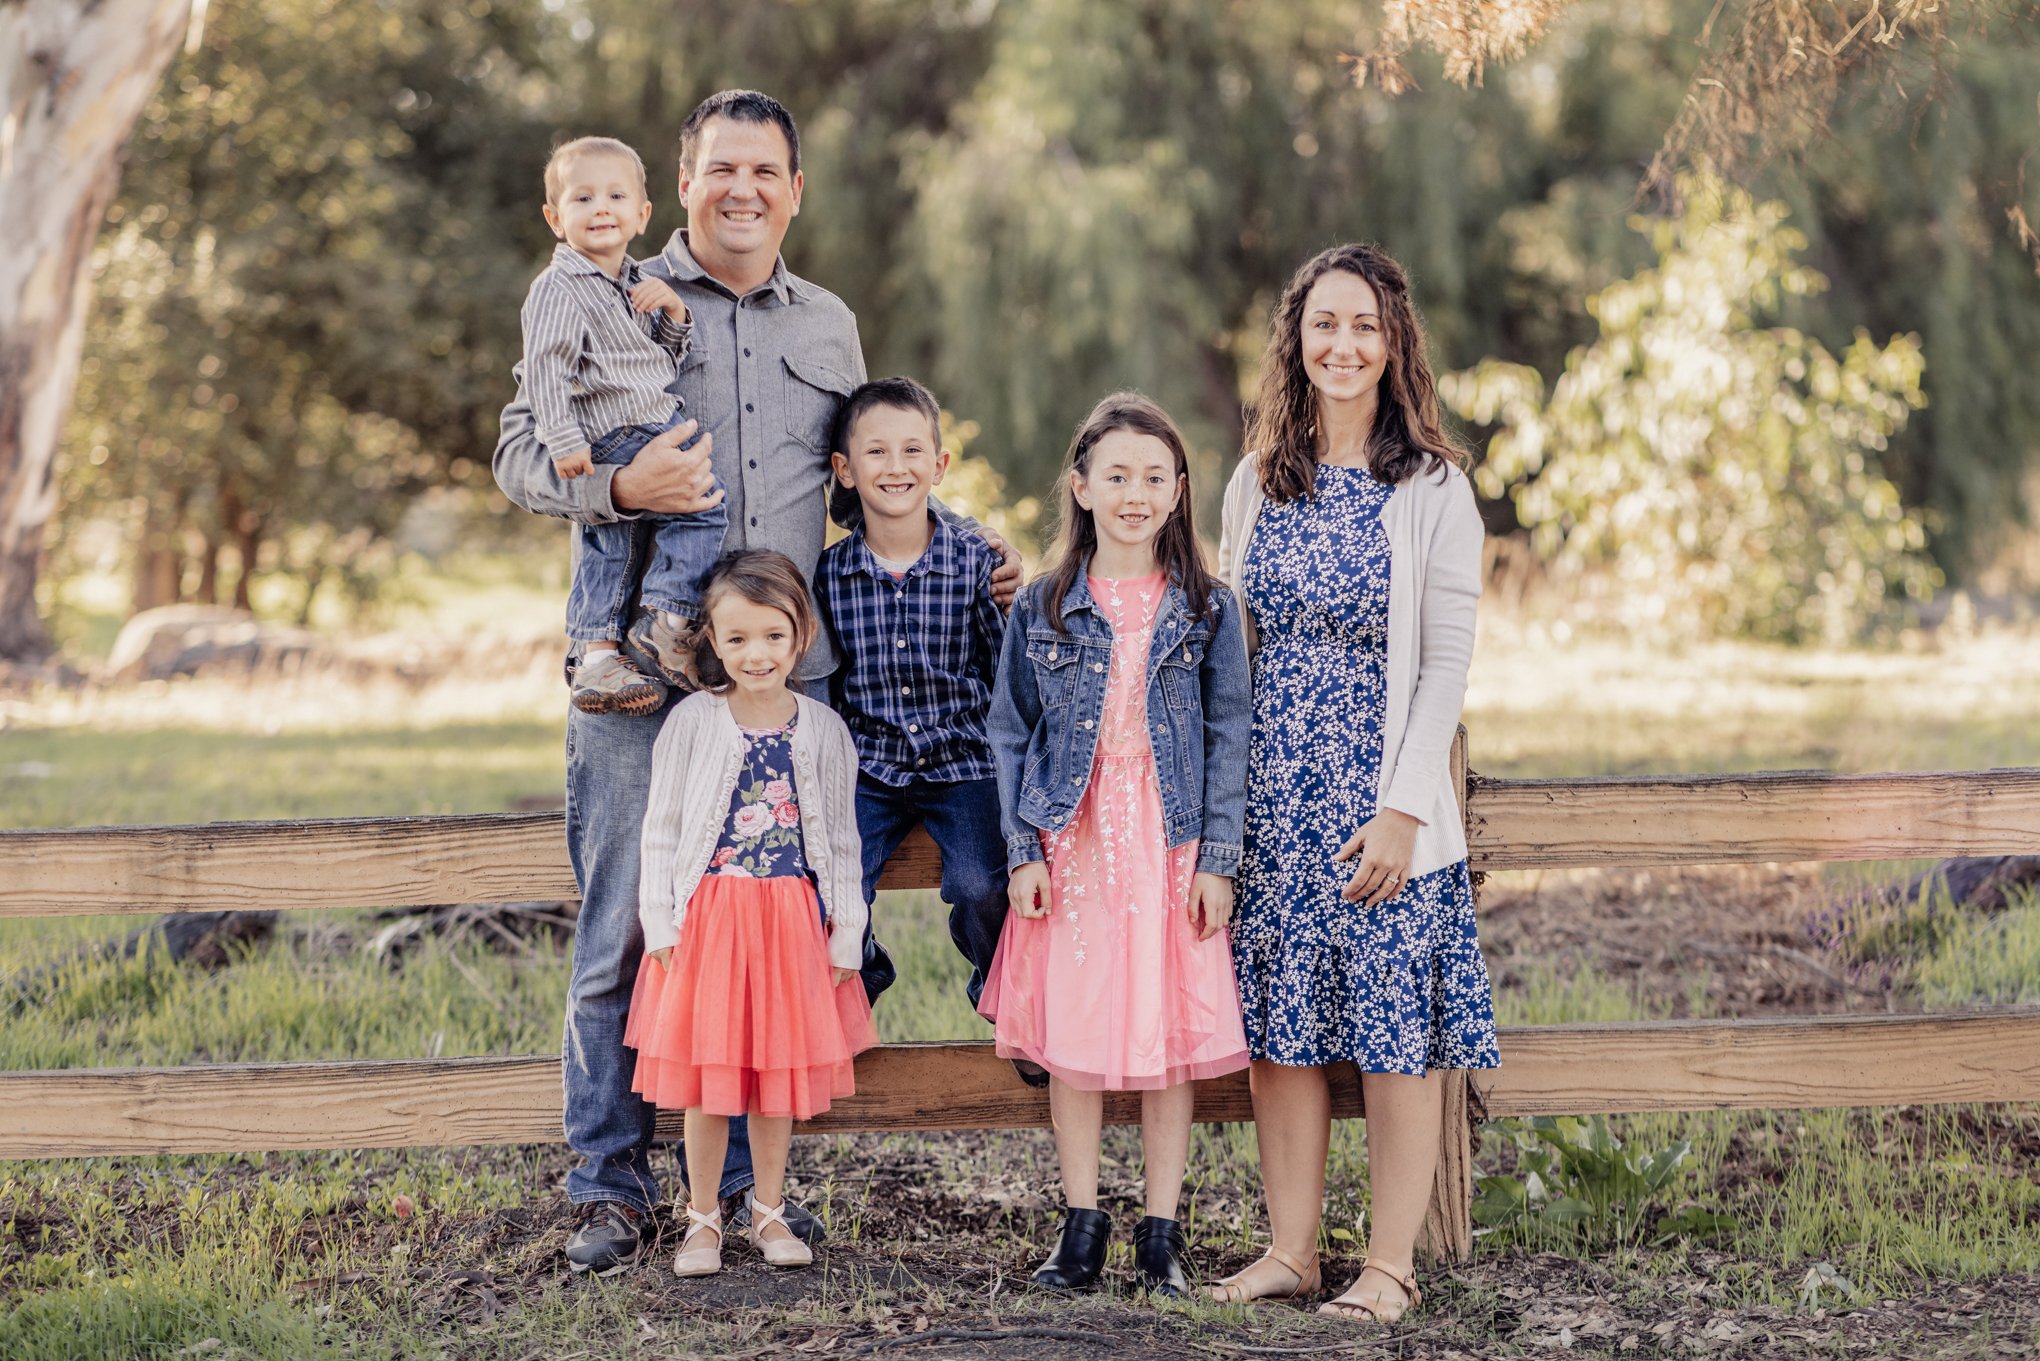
[815,378,1018,1047]
[520,135,725,713]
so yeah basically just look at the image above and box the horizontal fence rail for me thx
[3,742,2035,1265]
[6,766,2039,918]
[4,1011,2037,1158]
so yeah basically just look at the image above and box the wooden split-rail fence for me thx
[4,730,2038,1261]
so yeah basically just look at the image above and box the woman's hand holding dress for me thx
[1332,809,1421,907]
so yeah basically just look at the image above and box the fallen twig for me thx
[850,1326,1115,1354]
[1193,1340,1394,1356]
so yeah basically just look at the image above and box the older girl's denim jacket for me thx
[988,564,1252,877]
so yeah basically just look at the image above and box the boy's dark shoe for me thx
[1011,1059,1051,1089]
[564,1200,649,1276]
[1031,1206,1111,1290]
[722,1190,826,1247]
[860,934,897,1006]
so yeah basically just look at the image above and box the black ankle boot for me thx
[1132,1215,1189,1297]
[1030,1206,1112,1290]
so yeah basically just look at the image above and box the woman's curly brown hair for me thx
[1248,242,1466,503]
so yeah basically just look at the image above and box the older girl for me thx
[1211,245,1499,1321]
[981,392,1252,1297]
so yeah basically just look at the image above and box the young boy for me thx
[816,378,1028,1073]
[521,135,725,714]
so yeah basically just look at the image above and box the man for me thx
[494,89,1019,1276]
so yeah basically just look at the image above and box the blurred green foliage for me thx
[1446,174,1939,642]
[55,0,2040,626]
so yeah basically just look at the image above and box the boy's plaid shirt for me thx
[816,514,1005,787]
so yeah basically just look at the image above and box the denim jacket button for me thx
[1090,662,1104,672]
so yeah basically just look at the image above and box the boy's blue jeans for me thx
[565,414,728,642]
[853,775,1009,1007]
[561,691,753,1211]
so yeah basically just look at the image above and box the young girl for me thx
[626,549,877,1278]
[979,392,1253,1297]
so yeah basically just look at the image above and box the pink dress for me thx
[978,572,1251,1090]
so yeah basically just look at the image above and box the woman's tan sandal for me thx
[746,1193,815,1268]
[1206,1245,1322,1304]
[1317,1257,1422,1323]
[671,1205,724,1278]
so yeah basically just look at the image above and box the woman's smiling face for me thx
[1299,269,1389,408]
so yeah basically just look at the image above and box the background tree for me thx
[1,0,191,662]
[59,0,556,618]
[1445,174,1938,642]
[14,0,2040,652]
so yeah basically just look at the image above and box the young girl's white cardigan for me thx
[637,690,869,972]
[1216,452,1484,882]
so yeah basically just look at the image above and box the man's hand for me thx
[1188,871,1235,942]
[1008,862,1052,920]
[553,447,595,480]
[611,420,722,515]
[978,527,1023,609]
[630,276,689,323]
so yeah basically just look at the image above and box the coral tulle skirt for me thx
[625,874,876,1119]
[977,752,1251,1091]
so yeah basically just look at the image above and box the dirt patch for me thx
[1479,863,1910,1017]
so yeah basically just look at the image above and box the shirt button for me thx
[900,685,912,696]
[750,516,758,527]
[743,347,751,357]
[908,723,919,733]
[1091,662,1104,672]
[1081,720,1094,729]
[745,402,755,413]
[895,637,906,648]
[748,459,757,469]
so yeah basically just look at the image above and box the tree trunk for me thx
[220,483,258,610]
[132,486,188,611]
[0,0,194,662]
[196,534,219,604]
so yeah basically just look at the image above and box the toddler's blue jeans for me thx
[565,413,728,641]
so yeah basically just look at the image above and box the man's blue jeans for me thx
[562,692,752,1210]
[564,415,728,642]
[853,776,1009,1007]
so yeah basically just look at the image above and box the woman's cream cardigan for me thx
[638,690,868,971]
[1216,452,1484,880]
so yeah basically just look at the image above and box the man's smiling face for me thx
[678,116,802,271]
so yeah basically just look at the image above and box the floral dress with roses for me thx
[624,713,877,1119]
[708,721,815,891]
[1231,464,1498,1074]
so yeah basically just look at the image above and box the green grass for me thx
[0,722,563,830]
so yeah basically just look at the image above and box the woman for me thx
[1210,243,1499,1322]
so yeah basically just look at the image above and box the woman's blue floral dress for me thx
[1232,464,1499,1073]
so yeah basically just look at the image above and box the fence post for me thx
[1417,724,1476,1264]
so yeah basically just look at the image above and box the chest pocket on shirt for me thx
[667,344,708,406]
[784,354,853,453]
